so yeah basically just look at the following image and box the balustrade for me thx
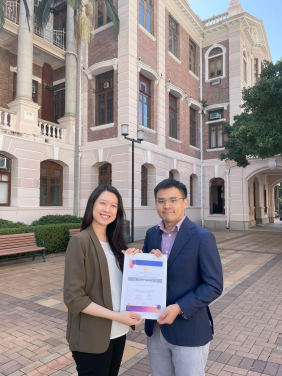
[203,12,229,27]
[0,108,15,128]
[38,119,65,140]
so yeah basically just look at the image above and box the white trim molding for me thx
[90,123,115,131]
[168,51,181,65]
[137,61,162,85]
[189,70,199,81]
[10,66,42,84]
[204,102,229,114]
[138,24,156,41]
[189,145,200,151]
[187,97,202,111]
[165,83,186,101]
[205,43,226,83]
[138,125,157,134]
[85,58,118,80]
[168,136,182,144]
[53,78,65,86]
[206,147,225,152]
[91,22,113,35]
[206,118,227,124]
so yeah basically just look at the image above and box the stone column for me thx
[64,5,77,117]
[16,0,34,100]
[8,0,40,134]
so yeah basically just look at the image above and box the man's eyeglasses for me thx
[156,197,185,206]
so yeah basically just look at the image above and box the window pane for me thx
[41,178,47,184]
[54,169,61,176]
[146,6,151,32]
[172,117,176,138]
[0,182,8,204]
[211,126,216,148]
[169,31,172,53]
[98,100,105,125]
[209,47,222,57]
[193,56,196,73]
[218,125,223,147]
[1,174,8,182]
[56,179,61,185]
[139,95,143,125]
[107,97,113,123]
[51,178,56,185]
[97,1,104,27]
[40,185,47,205]
[189,51,192,71]
[217,58,222,76]
[139,0,144,26]
[144,99,149,127]
[173,34,177,56]
[50,186,61,205]
[210,59,215,78]
[97,75,102,92]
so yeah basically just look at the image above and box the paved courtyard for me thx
[1,227,282,376]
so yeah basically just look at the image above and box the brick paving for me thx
[0,228,282,375]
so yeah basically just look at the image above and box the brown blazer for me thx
[64,225,114,354]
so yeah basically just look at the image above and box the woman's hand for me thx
[150,249,162,258]
[122,248,143,256]
[116,311,142,326]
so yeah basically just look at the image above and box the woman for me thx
[64,185,142,376]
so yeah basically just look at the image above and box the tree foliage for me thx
[220,60,282,167]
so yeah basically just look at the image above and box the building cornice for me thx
[165,83,187,101]
[137,61,162,84]
[169,0,204,35]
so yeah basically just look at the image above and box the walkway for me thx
[0,229,282,376]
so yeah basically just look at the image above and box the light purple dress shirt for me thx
[158,215,186,258]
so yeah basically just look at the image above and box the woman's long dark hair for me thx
[81,185,127,271]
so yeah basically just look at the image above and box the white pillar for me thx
[16,0,34,100]
[65,5,77,117]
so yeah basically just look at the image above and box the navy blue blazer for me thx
[142,216,223,347]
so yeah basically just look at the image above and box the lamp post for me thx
[121,124,144,243]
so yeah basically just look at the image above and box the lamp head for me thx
[121,124,129,137]
[137,129,144,142]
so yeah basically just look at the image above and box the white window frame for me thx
[205,43,226,83]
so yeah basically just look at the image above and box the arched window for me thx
[190,175,193,206]
[99,163,112,185]
[139,74,151,128]
[169,170,174,179]
[243,50,248,84]
[141,165,148,206]
[210,178,225,214]
[40,161,63,206]
[0,155,11,206]
[208,47,223,79]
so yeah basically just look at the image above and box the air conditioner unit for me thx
[211,78,221,85]
[210,113,221,120]
[103,82,110,89]
[0,157,7,169]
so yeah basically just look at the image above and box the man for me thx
[142,179,223,376]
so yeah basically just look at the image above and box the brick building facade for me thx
[0,0,281,235]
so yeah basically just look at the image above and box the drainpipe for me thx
[200,36,204,227]
[225,168,230,228]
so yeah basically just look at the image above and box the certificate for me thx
[120,253,167,320]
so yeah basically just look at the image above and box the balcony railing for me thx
[4,2,65,51]
[38,119,65,140]
[0,107,16,128]
[203,12,229,27]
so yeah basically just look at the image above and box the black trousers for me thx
[72,335,126,376]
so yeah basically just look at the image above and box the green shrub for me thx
[0,218,27,228]
[31,214,83,226]
[0,223,81,256]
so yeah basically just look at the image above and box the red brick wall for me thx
[202,40,230,160]
[53,67,65,82]
[165,9,200,159]
[0,48,13,109]
[87,70,118,142]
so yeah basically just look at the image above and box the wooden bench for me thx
[68,228,80,238]
[0,233,46,262]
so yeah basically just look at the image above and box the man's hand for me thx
[150,249,162,258]
[157,304,181,325]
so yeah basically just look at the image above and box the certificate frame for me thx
[120,253,167,320]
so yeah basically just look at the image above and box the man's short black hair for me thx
[154,179,187,199]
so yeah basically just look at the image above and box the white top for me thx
[100,241,129,339]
